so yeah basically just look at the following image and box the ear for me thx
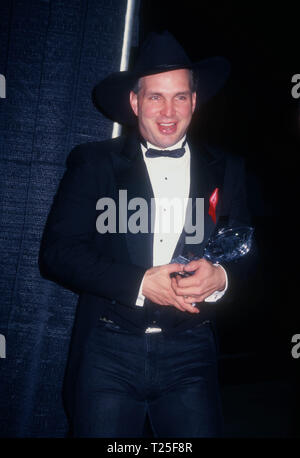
[129,91,138,117]
[191,92,197,113]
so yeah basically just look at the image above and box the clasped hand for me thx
[142,258,226,314]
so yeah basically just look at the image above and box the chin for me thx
[164,137,182,148]
[155,133,183,149]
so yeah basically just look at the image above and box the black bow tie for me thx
[145,139,186,158]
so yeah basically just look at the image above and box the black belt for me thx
[99,316,210,334]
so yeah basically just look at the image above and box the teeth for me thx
[159,123,175,126]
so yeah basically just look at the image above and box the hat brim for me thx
[92,57,230,126]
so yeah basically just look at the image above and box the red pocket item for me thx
[208,187,219,224]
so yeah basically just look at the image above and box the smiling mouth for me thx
[157,122,177,134]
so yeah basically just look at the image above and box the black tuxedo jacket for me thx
[40,130,252,418]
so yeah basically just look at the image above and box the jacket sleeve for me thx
[39,145,146,307]
[217,154,259,303]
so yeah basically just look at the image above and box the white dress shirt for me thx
[135,136,227,306]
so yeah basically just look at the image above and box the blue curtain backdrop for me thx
[0,0,138,437]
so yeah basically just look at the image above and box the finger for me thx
[175,296,199,313]
[182,302,200,313]
[191,295,206,303]
[175,273,202,288]
[183,295,197,304]
[172,300,187,312]
[196,289,217,302]
[172,275,185,287]
[173,285,204,297]
[166,263,185,274]
[183,259,203,271]
[187,286,217,303]
[170,294,194,313]
[171,293,187,310]
[170,276,180,292]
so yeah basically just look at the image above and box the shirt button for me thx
[164,177,168,180]
[160,239,163,242]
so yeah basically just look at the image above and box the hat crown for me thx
[134,31,192,75]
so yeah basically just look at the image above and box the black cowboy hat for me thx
[93,31,230,126]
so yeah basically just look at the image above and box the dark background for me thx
[139,1,300,437]
[0,0,299,437]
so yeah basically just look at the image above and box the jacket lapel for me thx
[172,139,224,260]
[113,132,154,268]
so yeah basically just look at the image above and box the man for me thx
[40,31,251,437]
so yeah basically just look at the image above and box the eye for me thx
[176,95,187,101]
[149,95,160,101]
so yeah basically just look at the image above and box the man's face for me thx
[129,69,196,149]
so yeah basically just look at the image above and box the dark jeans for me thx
[72,319,223,438]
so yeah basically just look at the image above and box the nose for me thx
[160,99,175,118]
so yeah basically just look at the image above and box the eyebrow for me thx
[146,91,191,96]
